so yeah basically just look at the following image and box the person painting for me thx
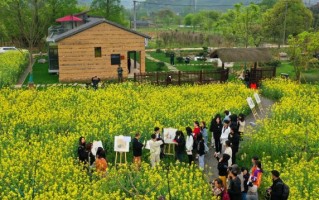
[154,127,165,159]
[95,149,107,175]
[174,130,185,162]
[149,134,164,167]
[117,65,123,82]
[78,136,86,163]
[132,132,144,168]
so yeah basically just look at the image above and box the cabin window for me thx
[95,47,101,57]
[111,54,121,65]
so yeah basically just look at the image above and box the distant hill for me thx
[78,0,317,11]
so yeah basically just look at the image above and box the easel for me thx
[247,97,259,120]
[254,93,264,114]
[164,143,175,156]
[115,151,127,166]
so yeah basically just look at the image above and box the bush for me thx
[156,62,165,71]
[156,48,162,53]
[263,59,281,67]
[176,57,184,63]
[165,50,174,57]
[308,58,319,69]
[0,51,29,88]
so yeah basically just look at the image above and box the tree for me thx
[310,3,319,30]
[90,0,128,26]
[259,0,277,10]
[155,9,177,27]
[262,0,313,47]
[215,3,262,47]
[288,31,319,81]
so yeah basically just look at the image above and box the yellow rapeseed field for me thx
[0,82,253,199]
[239,79,319,199]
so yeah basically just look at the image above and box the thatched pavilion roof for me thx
[210,48,272,63]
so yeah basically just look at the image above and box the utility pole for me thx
[133,0,137,30]
[282,1,288,46]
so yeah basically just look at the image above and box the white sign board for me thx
[254,93,261,104]
[92,141,104,156]
[114,135,131,152]
[247,97,255,109]
[163,128,178,144]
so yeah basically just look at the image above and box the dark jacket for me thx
[81,150,95,166]
[132,138,144,157]
[243,173,249,193]
[174,136,185,154]
[271,178,284,200]
[78,145,86,162]
[217,160,229,176]
[197,139,205,156]
[209,120,222,138]
[228,176,242,200]
[228,133,240,153]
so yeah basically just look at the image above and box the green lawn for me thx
[301,69,319,83]
[24,57,59,85]
[149,51,207,65]
[145,58,169,72]
[175,64,216,71]
[149,52,170,63]
[276,61,296,79]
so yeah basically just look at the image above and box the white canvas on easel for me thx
[163,128,177,144]
[92,141,103,156]
[114,135,131,152]
[254,93,264,114]
[114,135,131,165]
[247,97,259,120]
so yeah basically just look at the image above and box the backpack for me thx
[277,182,289,200]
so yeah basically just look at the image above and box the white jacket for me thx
[220,126,230,144]
[185,135,194,151]
[149,140,163,155]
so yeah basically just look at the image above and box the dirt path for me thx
[15,56,36,88]
[203,95,276,182]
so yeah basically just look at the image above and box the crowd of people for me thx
[77,110,289,199]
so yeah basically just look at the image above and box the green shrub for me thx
[155,48,162,53]
[176,57,184,63]
[156,62,165,71]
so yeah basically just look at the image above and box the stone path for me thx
[146,54,178,71]
[203,95,276,182]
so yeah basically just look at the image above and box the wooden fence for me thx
[134,69,229,85]
[250,67,276,85]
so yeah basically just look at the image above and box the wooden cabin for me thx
[46,14,151,82]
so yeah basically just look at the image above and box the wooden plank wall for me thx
[58,23,147,82]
